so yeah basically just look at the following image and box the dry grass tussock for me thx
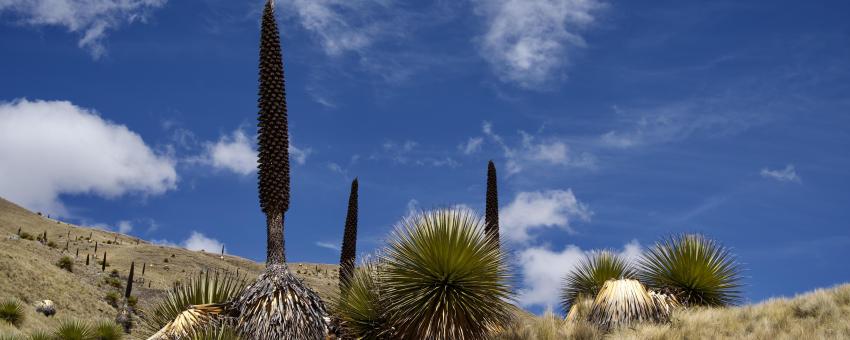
[498,283,850,339]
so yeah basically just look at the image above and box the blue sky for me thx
[1,0,849,313]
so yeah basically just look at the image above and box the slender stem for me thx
[266,211,285,265]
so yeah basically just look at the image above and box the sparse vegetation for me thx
[0,299,25,327]
[19,232,34,241]
[104,277,122,289]
[92,320,123,340]
[105,292,121,308]
[57,256,74,272]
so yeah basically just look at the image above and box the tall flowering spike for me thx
[339,178,359,292]
[125,262,135,298]
[485,160,500,245]
[257,0,290,264]
[229,3,330,339]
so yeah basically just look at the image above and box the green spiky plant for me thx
[637,234,742,307]
[28,331,51,340]
[382,208,514,339]
[561,250,636,314]
[54,319,93,340]
[228,1,328,339]
[339,178,359,292]
[333,260,393,340]
[0,299,25,327]
[485,160,499,245]
[92,320,123,340]
[141,271,247,338]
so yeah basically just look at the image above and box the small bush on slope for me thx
[57,256,74,273]
[0,299,25,327]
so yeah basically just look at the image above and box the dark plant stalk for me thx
[125,262,135,298]
[142,263,146,276]
[17,227,21,235]
[339,178,359,292]
[95,241,98,254]
[76,248,79,258]
[485,160,499,246]
[102,252,107,271]
[86,254,90,266]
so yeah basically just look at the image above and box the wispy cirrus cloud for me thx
[481,121,595,174]
[0,0,167,59]
[472,0,604,89]
[315,241,340,251]
[761,164,801,183]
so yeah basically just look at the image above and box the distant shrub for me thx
[57,256,74,272]
[47,241,58,249]
[92,320,123,340]
[105,292,121,308]
[0,299,25,327]
[127,296,138,308]
[19,232,34,241]
[104,277,122,289]
[110,269,120,278]
[163,258,169,263]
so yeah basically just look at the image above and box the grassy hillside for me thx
[2,196,849,339]
[496,287,850,340]
[0,197,339,338]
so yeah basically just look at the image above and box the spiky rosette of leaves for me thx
[382,209,514,340]
[54,319,94,340]
[485,160,499,245]
[141,271,246,338]
[339,178,359,292]
[561,250,637,313]
[587,279,666,331]
[637,234,742,307]
[332,260,393,340]
[232,264,328,340]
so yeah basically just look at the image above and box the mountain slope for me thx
[0,197,340,338]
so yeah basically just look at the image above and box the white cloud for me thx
[204,130,257,175]
[182,231,223,252]
[200,129,311,175]
[500,190,591,243]
[472,0,603,88]
[315,241,340,251]
[0,99,177,215]
[290,143,312,165]
[286,0,387,56]
[483,122,594,175]
[459,137,484,155]
[0,0,167,59]
[761,164,801,183]
[117,220,133,234]
[516,240,640,309]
